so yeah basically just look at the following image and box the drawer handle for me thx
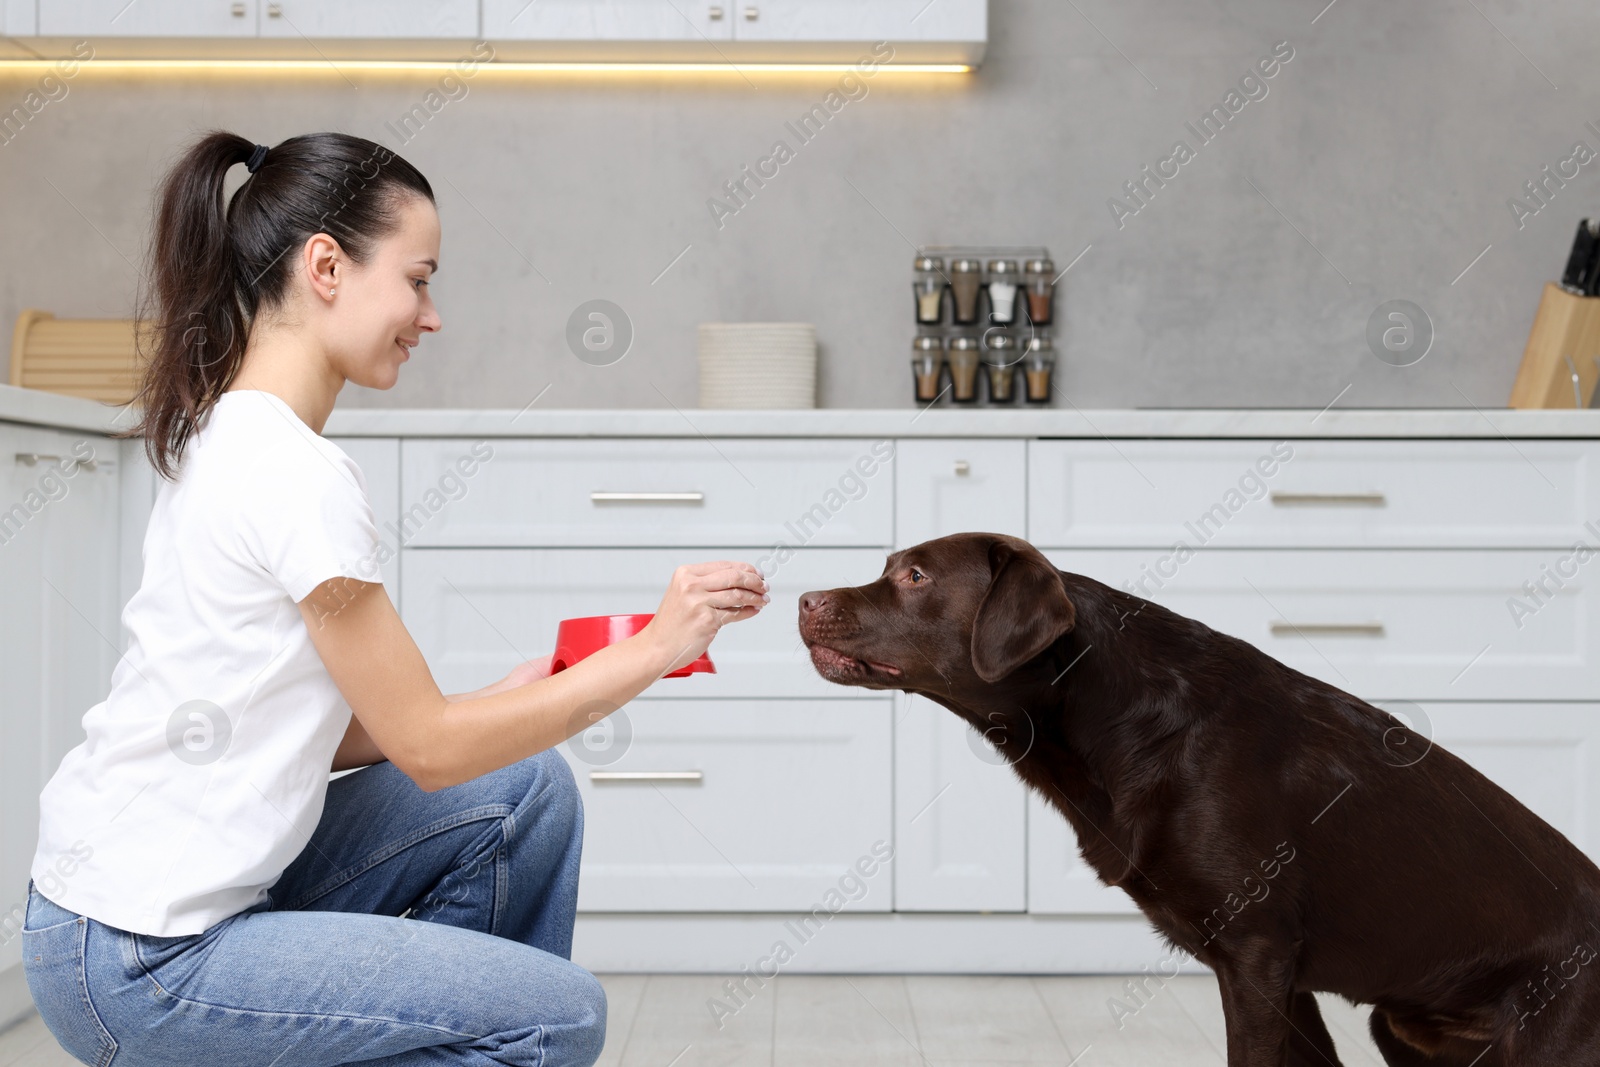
[590,771,704,783]
[590,492,705,505]
[1270,491,1386,507]
[1269,621,1385,638]
[15,452,98,472]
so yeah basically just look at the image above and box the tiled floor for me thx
[0,974,1389,1066]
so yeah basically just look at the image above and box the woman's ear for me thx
[970,540,1076,683]
[302,232,343,302]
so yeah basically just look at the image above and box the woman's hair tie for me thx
[245,143,269,173]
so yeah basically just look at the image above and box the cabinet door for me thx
[1027,703,1600,914]
[733,0,985,42]
[401,546,884,698]
[895,438,1025,548]
[37,429,121,777]
[39,0,258,36]
[894,692,1026,911]
[0,429,120,982]
[260,1,476,39]
[1,0,39,36]
[0,429,52,976]
[484,0,733,41]
[891,441,1027,910]
[566,699,892,911]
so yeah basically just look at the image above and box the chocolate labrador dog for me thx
[798,532,1600,1066]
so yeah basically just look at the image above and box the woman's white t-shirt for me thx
[31,389,386,936]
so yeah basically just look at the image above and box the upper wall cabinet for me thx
[38,0,476,39]
[734,0,987,46]
[23,0,985,65]
[482,0,734,44]
[259,1,477,40]
[40,0,260,37]
[484,0,985,62]
[1,0,39,36]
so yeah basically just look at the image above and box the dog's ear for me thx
[971,540,1076,683]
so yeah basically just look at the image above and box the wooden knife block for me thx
[1509,282,1600,409]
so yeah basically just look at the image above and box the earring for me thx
[329,288,336,297]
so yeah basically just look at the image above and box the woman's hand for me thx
[503,654,555,689]
[638,561,769,675]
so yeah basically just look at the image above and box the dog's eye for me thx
[909,568,926,584]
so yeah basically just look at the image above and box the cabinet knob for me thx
[708,5,724,19]
[267,3,282,17]
[230,2,246,16]
[744,5,759,20]
[953,460,971,476]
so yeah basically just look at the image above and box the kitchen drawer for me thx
[1029,440,1600,548]
[401,547,884,699]
[399,438,894,548]
[1029,702,1600,914]
[1046,549,1600,701]
[565,699,893,912]
[895,439,1026,548]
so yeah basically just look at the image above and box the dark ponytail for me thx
[117,130,434,480]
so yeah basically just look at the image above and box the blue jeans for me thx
[21,749,606,1066]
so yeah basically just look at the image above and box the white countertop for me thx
[4,384,1599,439]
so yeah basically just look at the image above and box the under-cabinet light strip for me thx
[0,58,973,74]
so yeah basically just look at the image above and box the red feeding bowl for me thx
[550,613,715,678]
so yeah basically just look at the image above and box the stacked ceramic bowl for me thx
[697,322,817,409]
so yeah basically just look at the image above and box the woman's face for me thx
[330,194,442,390]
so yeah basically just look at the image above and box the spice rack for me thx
[910,245,1058,407]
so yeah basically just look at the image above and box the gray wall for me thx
[2,0,1597,412]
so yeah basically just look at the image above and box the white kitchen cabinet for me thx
[259,0,476,39]
[401,546,882,699]
[35,432,120,777]
[483,0,733,42]
[566,698,892,912]
[0,429,52,990]
[1028,702,1600,915]
[894,438,1025,548]
[893,692,1026,911]
[398,438,894,549]
[39,0,258,36]
[733,0,986,44]
[891,438,1028,911]
[0,425,119,1023]
[1044,548,1600,702]
[0,0,38,35]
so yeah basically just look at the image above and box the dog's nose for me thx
[799,590,830,615]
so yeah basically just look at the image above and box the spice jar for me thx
[1024,258,1056,325]
[986,259,1020,325]
[946,336,981,403]
[982,333,1019,404]
[913,256,946,326]
[911,335,945,404]
[1022,335,1056,404]
[950,259,983,325]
